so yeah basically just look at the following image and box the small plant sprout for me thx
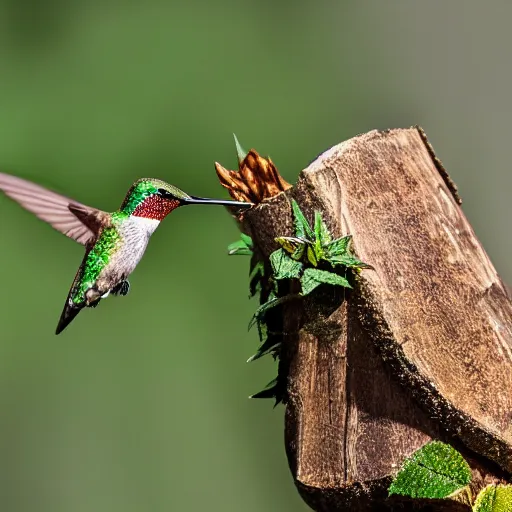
[227,199,371,402]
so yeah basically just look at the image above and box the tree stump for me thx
[222,128,512,511]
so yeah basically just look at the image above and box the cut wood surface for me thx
[240,128,512,511]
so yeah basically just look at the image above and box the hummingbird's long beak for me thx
[183,196,253,209]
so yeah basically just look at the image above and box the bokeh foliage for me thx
[0,1,509,511]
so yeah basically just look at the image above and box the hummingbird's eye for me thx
[157,188,177,201]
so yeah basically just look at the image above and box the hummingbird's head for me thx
[120,178,252,220]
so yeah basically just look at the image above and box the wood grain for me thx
[242,128,512,511]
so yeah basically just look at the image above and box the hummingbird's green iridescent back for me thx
[71,214,126,305]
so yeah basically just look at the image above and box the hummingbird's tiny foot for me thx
[112,280,130,296]
[120,280,130,296]
[89,299,101,309]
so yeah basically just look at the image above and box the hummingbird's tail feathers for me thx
[0,172,105,245]
[55,302,83,335]
[56,250,92,335]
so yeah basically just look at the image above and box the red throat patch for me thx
[132,196,181,220]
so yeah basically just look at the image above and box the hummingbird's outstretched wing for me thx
[0,172,107,245]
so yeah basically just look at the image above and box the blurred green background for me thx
[0,1,510,511]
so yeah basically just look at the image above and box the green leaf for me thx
[228,233,253,255]
[300,268,352,296]
[326,235,352,257]
[253,313,268,343]
[291,199,314,240]
[247,337,281,362]
[388,441,472,499]
[270,249,303,280]
[306,245,318,267]
[240,233,253,247]
[227,240,252,256]
[249,378,278,399]
[314,211,332,246]
[312,214,326,262]
[291,245,306,261]
[329,254,368,268]
[248,295,289,330]
[473,484,512,512]
[275,236,307,261]
[233,133,247,164]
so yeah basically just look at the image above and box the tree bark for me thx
[240,128,512,511]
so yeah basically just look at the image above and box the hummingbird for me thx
[0,173,252,334]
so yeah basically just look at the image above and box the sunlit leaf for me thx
[275,236,308,261]
[388,441,472,499]
[270,249,303,280]
[326,235,352,257]
[329,254,368,268]
[291,199,314,240]
[473,484,512,512]
[300,268,352,296]
[314,211,332,246]
[306,245,318,267]
[311,214,326,262]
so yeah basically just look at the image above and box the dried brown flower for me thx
[215,140,291,204]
